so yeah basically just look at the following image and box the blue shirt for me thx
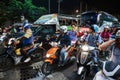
[85,33,103,47]
[22,35,34,46]
[67,31,77,41]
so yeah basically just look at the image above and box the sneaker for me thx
[24,57,31,62]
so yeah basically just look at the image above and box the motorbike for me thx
[76,43,99,80]
[0,38,46,72]
[41,42,76,75]
[93,61,120,80]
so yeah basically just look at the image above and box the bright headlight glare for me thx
[46,54,50,58]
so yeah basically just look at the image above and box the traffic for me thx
[0,11,120,80]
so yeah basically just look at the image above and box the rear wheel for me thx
[41,62,52,75]
[0,57,14,72]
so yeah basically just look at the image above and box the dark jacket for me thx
[57,33,71,47]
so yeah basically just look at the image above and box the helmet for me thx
[89,25,95,32]
[115,30,120,38]
[60,26,67,33]
[104,26,109,29]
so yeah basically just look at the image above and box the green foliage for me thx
[0,0,47,26]
[0,2,9,25]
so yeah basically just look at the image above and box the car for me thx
[31,24,57,43]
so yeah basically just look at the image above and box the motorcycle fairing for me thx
[103,61,120,76]
[78,66,84,75]
[44,47,59,64]
[47,47,59,59]
[44,59,53,64]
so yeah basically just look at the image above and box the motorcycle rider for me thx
[100,26,111,42]
[85,25,103,73]
[67,24,78,45]
[15,23,34,63]
[93,30,120,80]
[57,25,71,66]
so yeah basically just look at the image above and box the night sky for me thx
[0,0,119,15]
[32,0,119,15]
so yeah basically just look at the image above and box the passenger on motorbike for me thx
[85,25,103,74]
[67,24,78,45]
[93,30,120,80]
[15,23,34,62]
[57,25,71,66]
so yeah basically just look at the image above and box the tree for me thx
[0,0,47,26]
[23,0,47,21]
[7,0,23,21]
[0,1,9,25]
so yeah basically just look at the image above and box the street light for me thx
[80,1,82,13]
[75,9,79,13]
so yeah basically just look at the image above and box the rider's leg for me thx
[92,50,99,74]
[93,50,99,63]
[60,48,65,64]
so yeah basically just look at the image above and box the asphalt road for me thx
[0,60,93,80]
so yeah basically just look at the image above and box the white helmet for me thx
[60,26,67,33]
[104,26,109,29]
[116,30,120,38]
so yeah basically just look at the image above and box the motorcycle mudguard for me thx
[44,59,53,64]
[78,66,84,75]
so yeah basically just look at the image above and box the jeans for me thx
[91,50,99,74]
[60,48,68,65]
[92,50,99,63]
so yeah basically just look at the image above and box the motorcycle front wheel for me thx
[0,56,14,72]
[41,62,52,75]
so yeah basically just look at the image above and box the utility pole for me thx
[86,3,88,11]
[58,0,60,14]
[48,0,50,13]
[80,1,82,13]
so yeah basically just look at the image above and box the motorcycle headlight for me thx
[81,52,89,55]
[81,45,89,51]
[46,54,51,58]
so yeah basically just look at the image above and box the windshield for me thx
[81,12,98,25]
[31,25,56,36]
